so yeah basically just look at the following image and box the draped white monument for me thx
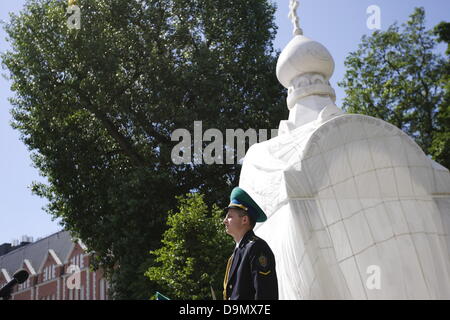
[239,1,450,299]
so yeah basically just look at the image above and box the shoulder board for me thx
[245,235,261,247]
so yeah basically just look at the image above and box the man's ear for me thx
[242,215,249,225]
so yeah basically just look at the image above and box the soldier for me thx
[222,187,278,300]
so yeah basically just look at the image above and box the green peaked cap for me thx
[227,187,267,223]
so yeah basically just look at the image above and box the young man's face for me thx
[223,208,248,237]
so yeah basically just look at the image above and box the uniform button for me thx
[229,285,232,289]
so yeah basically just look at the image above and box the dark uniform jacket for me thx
[223,230,278,300]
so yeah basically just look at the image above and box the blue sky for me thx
[0,0,449,244]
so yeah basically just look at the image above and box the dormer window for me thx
[70,254,84,269]
[42,265,56,282]
[18,278,30,291]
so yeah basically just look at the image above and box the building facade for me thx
[0,231,109,300]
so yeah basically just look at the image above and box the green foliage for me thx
[1,0,286,298]
[338,7,449,168]
[146,193,234,300]
[431,22,450,168]
[434,22,450,55]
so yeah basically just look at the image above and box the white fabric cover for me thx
[240,113,450,299]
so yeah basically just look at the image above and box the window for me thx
[80,285,84,300]
[42,265,57,282]
[18,278,30,291]
[100,279,105,300]
[70,254,85,269]
[43,267,47,282]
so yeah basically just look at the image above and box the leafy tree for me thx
[338,7,448,167]
[146,192,233,299]
[434,22,450,54]
[1,0,286,298]
[431,22,450,168]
